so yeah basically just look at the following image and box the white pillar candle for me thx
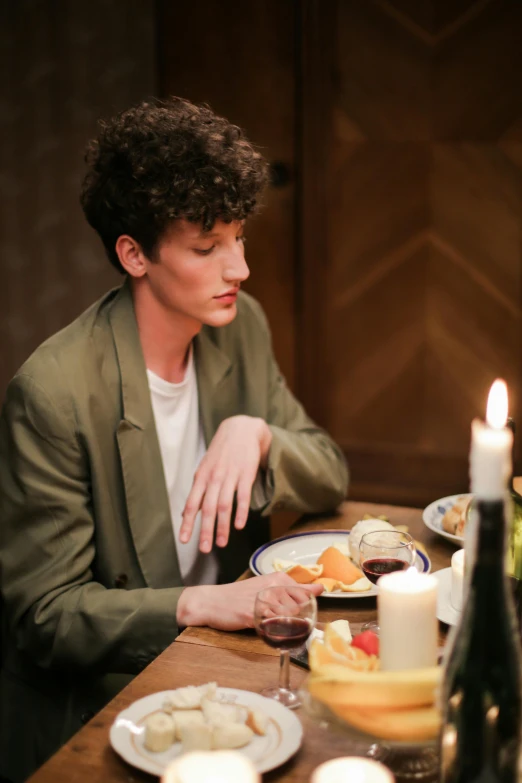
[470,380,512,499]
[378,569,438,671]
[311,757,394,783]
[161,751,260,783]
[450,548,465,611]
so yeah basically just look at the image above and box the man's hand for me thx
[176,572,324,631]
[179,415,273,552]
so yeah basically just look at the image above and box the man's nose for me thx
[223,244,250,282]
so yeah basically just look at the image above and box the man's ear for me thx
[115,235,147,278]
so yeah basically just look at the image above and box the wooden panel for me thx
[0,1,155,397]
[301,0,522,506]
[157,0,297,388]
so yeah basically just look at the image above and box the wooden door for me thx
[298,0,522,506]
[157,0,297,389]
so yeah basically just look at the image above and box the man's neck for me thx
[131,280,202,384]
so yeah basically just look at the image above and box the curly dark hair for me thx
[80,97,269,272]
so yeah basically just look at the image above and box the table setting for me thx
[26,379,522,783]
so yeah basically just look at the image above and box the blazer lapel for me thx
[194,328,236,445]
[109,282,182,589]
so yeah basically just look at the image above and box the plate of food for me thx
[249,521,431,599]
[422,494,472,545]
[109,682,303,776]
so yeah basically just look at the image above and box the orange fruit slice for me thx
[316,547,364,585]
[313,577,342,592]
[285,563,323,584]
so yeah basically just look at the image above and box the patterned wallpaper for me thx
[0,0,157,395]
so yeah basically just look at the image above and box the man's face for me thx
[142,218,250,328]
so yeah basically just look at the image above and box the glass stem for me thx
[279,649,290,692]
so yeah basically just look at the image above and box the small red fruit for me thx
[351,630,379,657]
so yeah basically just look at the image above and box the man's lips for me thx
[214,289,239,299]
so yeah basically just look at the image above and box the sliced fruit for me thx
[351,630,379,657]
[328,619,352,643]
[330,703,441,742]
[317,546,365,584]
[307,665,441,709]
[286,563,324,583]
[313,577,343,592]
[338,577,372,592]
[308,639,374,671]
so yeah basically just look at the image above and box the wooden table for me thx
[27,500,458,783]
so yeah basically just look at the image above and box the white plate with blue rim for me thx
[249,530,431,599]
[422,494,471,546]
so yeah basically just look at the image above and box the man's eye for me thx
[195,246,215,256]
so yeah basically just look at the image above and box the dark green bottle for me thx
[439,498,522,783]
[506,419,522,588]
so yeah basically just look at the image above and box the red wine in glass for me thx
[257,616,313,650]
[362,557,410,585]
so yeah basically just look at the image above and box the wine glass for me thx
[254,585,317,709]
[359,530,416,634]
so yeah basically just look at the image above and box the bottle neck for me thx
[473,499,507,569]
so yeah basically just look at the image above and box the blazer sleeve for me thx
[248,301,349,514]
[0,374,181,674]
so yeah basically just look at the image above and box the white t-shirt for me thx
[146,348,219,586]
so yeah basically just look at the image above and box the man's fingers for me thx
[198,477,223,553]
[215,476,238,547]
[180,476,207,543]
[233,464,257,531]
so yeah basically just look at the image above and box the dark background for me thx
[2,0,522,509]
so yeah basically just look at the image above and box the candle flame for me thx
[486,379,508,429]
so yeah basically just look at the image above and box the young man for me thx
[0,97,348,781]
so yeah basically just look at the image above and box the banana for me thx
[330,703,441,742]
[307,665,440,710]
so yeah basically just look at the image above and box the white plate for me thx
[249,531,431,599]
[422,494,471,545]
[433,568,460,626]
[110,687,303,776]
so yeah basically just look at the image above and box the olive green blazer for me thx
[0,280,347,781]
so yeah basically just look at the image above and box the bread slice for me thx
[172,709,205,741]
[180,721,213,752]
[201,697,247,725]
[212,723,254,749]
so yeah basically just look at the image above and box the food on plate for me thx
[180,722,213,752]
[142,683,267,755]
[272,560,324,583]
[270,513,425,595]
[212,723,254,750]
[245,709,269,736]
[200,698,247,725]
[272,547,372,593]
[442,496,471,537]
[163,682,217,711]
[173,710,205,741]
[316,546,365,584]
[348,519,396,564]
[144,712,176,752]
[307,621,441,741]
